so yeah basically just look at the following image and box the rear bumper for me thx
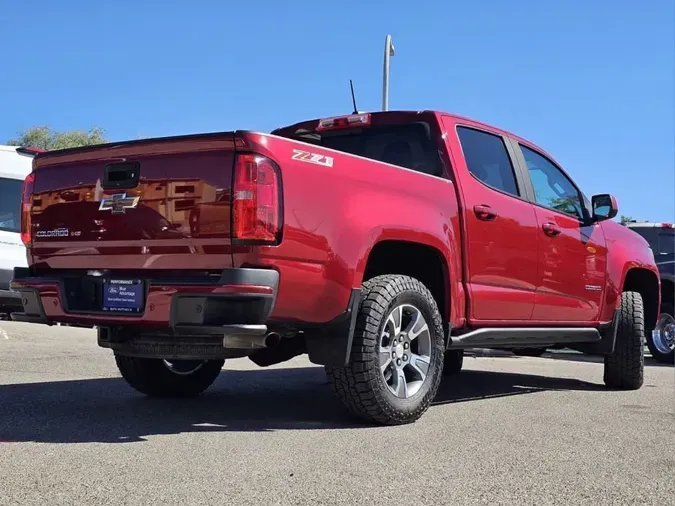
[9,267,279,333]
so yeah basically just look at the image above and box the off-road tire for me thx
[645,302,674,364]
[603,291,645,390]
[512,347,547,357]
[326,275,445,425]
[115,355,224,397]
[443,350,464,376]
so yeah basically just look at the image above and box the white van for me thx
[0,145,36,315]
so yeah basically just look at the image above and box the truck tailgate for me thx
[29,133,237,271]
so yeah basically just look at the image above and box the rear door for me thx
[442,117,539,322]
[30,134,237,271]
[514,141,607,323]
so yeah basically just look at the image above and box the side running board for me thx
[448,327,600,349]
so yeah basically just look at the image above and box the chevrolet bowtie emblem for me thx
[99,193,140,214]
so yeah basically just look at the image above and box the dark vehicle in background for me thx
[625,222,674,364]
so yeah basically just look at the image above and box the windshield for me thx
[630,226,675,256]
[0,177,22,233]
[279,121,443,177]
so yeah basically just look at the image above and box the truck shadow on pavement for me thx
[531,351,673,368]
[0,367,604,444]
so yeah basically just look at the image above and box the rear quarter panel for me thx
[599,220,660,322]
[233,132,463,325]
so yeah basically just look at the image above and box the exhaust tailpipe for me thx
[223,331,281,350]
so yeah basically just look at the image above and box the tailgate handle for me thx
[103,162,140,190]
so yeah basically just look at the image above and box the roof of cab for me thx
[273,109,558,162]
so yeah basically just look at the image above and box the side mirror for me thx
[592,194,618,222]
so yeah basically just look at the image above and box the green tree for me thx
[620,215,634,225]
[7,126,107,150]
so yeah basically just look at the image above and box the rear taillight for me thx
[232,153,282,244]
[20,172,35,246]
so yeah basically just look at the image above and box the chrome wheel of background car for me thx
[162,359,206,376]
[651,313,675,355]
[379,304,432,399]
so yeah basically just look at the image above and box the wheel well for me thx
[362,240,449,321]
[623,268,660,332]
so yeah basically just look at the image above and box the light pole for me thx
[382,35,395,111]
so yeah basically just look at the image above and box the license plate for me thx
[102,280,144,314]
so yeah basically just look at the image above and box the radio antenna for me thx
[349,79,358,114]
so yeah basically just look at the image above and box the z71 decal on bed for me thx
[291,149,334,168]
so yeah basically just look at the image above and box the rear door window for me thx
[456,126,520,197]
[0,177,22,233]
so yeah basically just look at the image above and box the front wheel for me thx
[646,302,674,364]
[115,355,224,397]
[326,274,445,425]
[604,291,645,389]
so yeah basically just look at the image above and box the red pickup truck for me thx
[11,110,660,425]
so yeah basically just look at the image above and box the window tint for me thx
[457,127,519,196]
[0,177,22,233]
[521,145,584,220]
[282,122,443,177]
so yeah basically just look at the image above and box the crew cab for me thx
[10,111,660,425]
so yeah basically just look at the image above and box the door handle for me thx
[473,204,497,221]
[542,222,561,237]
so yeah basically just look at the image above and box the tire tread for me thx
[604,291,645,389]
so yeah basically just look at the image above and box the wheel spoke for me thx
[409,353,430,381]
[387,305,403,337]
[393,368,408,398]
[379,348,392,372]
[403,307,421,334]
[407,308,429,341]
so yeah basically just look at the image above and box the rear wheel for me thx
[645,302,674,364]
[115,355,224,397]
[604,291,645,389]
[326,274,445,425]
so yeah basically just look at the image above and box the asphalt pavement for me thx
[0,321,673,506]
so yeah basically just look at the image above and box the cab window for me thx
[457,127,519,197]
[521,145,584,220]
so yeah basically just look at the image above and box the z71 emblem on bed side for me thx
[291,149,334,168]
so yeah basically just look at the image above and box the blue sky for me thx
[1,0,673,221]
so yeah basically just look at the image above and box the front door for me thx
[517,143,607,323]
